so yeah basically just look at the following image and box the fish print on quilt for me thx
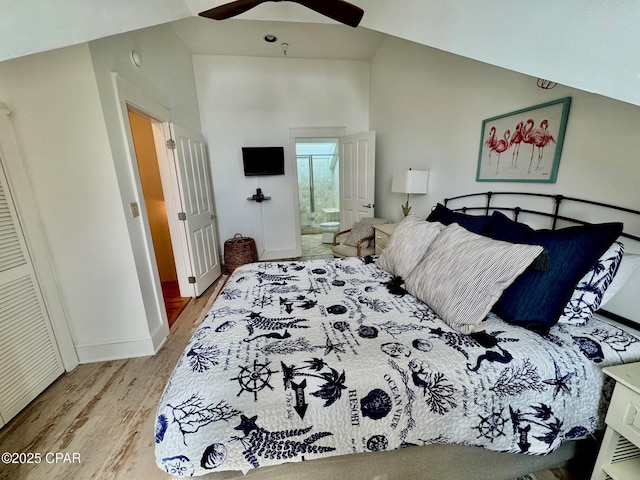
[154,257,640,477]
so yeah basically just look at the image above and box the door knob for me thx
[362,203,374,208]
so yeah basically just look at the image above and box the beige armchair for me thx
[331,218,389,258]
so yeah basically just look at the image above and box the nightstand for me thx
[591,362,640,480]
[373,223,398,255]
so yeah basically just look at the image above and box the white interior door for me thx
[0,157,65,426]
[164,124,221,297]
[339,131,376,229]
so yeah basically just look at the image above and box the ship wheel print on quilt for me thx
[232,359,278,401]
[473,407,508,443]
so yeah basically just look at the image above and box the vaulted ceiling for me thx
[170,18,386,60]
[2,1,640,107]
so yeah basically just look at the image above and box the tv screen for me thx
[242,147,285,176]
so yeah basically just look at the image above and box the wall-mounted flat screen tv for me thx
[242,147,285,176]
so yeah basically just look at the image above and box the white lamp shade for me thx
[391,170,429,194]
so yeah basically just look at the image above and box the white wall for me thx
[193,55,370,259]
[0,0,191,62]
[359,0,640,108]
[0,44,149,361]
[88,24,204,134]
[370,36,640,226]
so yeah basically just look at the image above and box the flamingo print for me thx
[525,119,556,173]
[484,126,497,166]
[492,129,511,174]
[521,119,535,163]
[509,121,525,167]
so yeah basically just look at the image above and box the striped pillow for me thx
[404,223,543,334]
[377,217,445,279]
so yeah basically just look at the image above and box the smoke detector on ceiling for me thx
[129,50,142,68]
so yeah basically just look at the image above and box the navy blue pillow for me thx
[485,211,623,334]
[426,204,492,234]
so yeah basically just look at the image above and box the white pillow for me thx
[376,217,445,279]
[404,223,543,334]
[600,252,640,306]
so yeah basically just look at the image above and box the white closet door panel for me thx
[0,159,64,424]
[0,275,64,421]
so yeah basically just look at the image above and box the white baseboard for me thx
[259,247,300,261]
[75,335,157,363]
[150,322,169,353]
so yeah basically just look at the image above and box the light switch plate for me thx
[130,202,140,218]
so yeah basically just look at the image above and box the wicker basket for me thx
[224,234,258,273]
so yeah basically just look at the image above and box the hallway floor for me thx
[161,280,190,327]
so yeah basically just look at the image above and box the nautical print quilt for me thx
[155,257,640,477]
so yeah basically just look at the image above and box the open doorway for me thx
[128,108,189,327]
[296,138,339,258]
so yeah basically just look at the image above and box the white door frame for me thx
[112,74,220,350]
[111,73,176,351]
[289,127,346,257]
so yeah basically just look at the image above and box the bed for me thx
[155,192,640,480]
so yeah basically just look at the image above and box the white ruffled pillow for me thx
[600,252,640,306]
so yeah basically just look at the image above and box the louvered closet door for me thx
[0,158,64,426]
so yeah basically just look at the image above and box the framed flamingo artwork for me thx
[476,97,571,182]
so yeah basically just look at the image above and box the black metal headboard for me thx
[442,191,640,329]
[444,191,640,242]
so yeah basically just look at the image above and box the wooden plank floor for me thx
[0,265,588,480]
